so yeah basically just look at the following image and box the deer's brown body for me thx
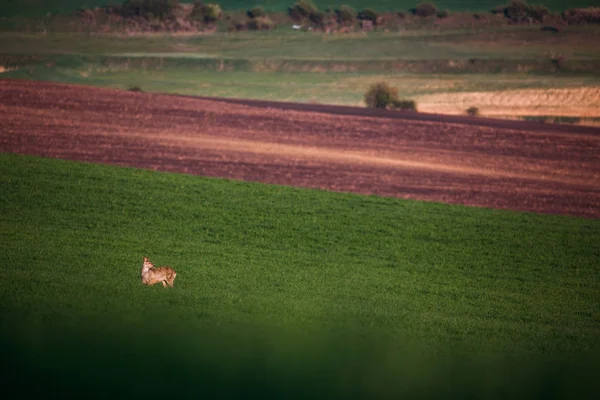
[141,256,177,288]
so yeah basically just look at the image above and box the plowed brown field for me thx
[2,79,599,218]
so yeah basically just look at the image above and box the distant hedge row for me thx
[118,0,222,23]
[108,1,600,27]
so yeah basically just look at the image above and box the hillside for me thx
[2,79,599,218]
[1,0,598,17]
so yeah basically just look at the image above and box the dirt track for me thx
[1,79,599,218]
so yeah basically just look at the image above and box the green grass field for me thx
[2,1,600,396]
[1,153,599,397]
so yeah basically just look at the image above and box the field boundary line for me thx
[171,94,600,137]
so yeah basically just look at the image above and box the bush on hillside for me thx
[437,10,450,18]
[364,82,416,111]
[191,1,222,23]
[365,82,397,109]
[466,106,480,116]
[336,5,357,25]
[247,7,266,19]
[391,99,417,111]
[247,16,275,30]
[120,0,179,19]
[309,11,326,26]
[228,19,247,31]
[562,7,600,24]
[500,1,550,23]
[411,3,438,18]
[528,4,550,22]
[503,0,529,21]
[288,1,318,21]
[357,8,379,23]
[119,0,141,18]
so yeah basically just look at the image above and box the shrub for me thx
[466,106,480,116]
[128,84,143,92]
[336,5,357,24]
[562,7,600,24]
[412,3,438,18]
[358,8,379,23]
[540,25,560,33]
[229,19,247,31]
[501,1,550,23]
[120,0,179,19]
[191,2,222,24]
[365,82,397,109]
[247,16,275,30]
[309,11,326,27]
[247,7,266,19]
[503,0,529,21]
[437,10,450,18]
[523,115,550,123]
[288,0,318,21]
[364,82,417,110]
[120,0,142,18]
[554,116,581,124]
[391,99,417,111]
[529,4,550,22]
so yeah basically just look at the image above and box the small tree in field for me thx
[365,82,398,109]
[364,82,417,111]
[391,99,417,111]
[466,106,480,116]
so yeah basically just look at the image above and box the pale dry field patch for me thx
[416,87,600,118]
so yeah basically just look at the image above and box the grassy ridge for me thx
[1,1,598,17]
[1,153,600,396]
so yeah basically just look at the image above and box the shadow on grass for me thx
[2,313,599,399]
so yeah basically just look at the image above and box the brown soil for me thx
[1,79,599,219]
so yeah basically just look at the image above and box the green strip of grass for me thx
[2,28,600,60]
[1,153,599,397]
[4,61,600,107]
